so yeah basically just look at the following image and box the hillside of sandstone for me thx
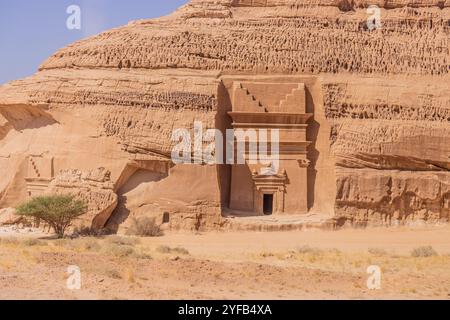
[0,0,449,231]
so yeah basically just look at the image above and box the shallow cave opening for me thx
[263,194,274,215]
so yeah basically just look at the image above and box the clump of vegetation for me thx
[411,246,438,258]
[106,235,140,246]
[156,245,172,254]
[296,245,323,255]
[53,238,75,248]
[135,252,152,260]
[105,268,122,279]
[156,245,190,255]
[16,195,88,238]
[368,247,388,256]
[73,226,106,237]
[101,235,149,258]
[103,244,135,258]
[80,238,101,252]
[124,268,136,283]
[126,216,163,237]
[259,252,275,258]
[51,237,101,252]
[21,238,47,247]
[0,237,20,245]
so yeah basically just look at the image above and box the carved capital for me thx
[298,159,311,168]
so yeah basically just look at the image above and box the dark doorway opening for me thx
[162,212,170,224]
[263,194,274,215]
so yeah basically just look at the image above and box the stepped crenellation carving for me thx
[0,0,449,230]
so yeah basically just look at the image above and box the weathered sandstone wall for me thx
[0,0,448,230]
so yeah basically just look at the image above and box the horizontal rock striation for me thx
[336,170,450,226]
[0,0,449,230]
[40,2,449,76]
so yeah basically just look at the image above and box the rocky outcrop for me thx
[47,168,117,229]
[40,1,448,76]
[323,75,450,226]
[0,208,22,226]
[336,170,450,226]
[0,0,448,230]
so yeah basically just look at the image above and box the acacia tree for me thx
[16,195,88,238]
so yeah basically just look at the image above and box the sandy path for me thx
[148,225,450,259]
[1,226,450,300]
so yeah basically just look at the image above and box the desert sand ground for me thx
[0,226,450,300]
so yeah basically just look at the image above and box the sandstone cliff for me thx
[0,0,448,231]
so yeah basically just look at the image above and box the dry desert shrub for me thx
[259,252,275,258]
[172,247,190,255]
[0,237,20,245]
[73,226,106,237]
[124,268,136,283]
[103,244,135,258]
[411,246,438,258]
[368,247,389,256]
[156,245,172,254]
[53,238,79,250]
[105,268,136,282]
[296,245,323,255]
[133,251,152,260]
[95,236,152,259]
[80,238,101,252]
[51,238,94,252]
[103,236,139,257]
[126,217,163,237]
[105,268,122,279]
[21,238,47,247]
[156,245,189,255]
[106,235,140,246]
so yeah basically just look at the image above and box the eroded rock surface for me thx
[47,168,117,230]
[0,0,448,230]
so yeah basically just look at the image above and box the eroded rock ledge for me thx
[0,0,449,231]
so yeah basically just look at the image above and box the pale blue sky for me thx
[0,0,189,84]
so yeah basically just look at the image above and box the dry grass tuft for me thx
[126,217,163,237]
[296,245,323,255]
[103,244,135,258]
[368,247,389,256]
[124,268,136,283]
[411,246,438,258]
[0,237,20,246]
[105,268,122,279]
[156,245,190,255]
[80,238,101,252]
[21,238,47,247]
[106,235,140,246]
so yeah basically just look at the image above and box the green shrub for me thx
[126,216,163,237]
[16,195,88,238]
[411,246,438,258]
